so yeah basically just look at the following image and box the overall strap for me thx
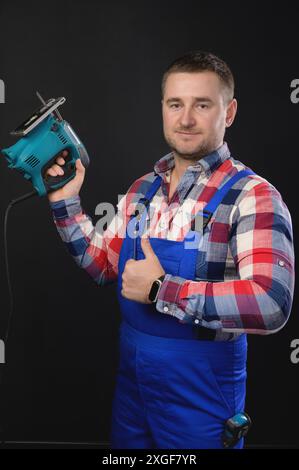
[193,169,255,230]
[130,175,162,259]
[140,175,163,207]
[133,174,162,225]
[131,175,162,219]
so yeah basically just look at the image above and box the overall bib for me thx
[111,168,254,449]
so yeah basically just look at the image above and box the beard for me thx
[164,132,219,162]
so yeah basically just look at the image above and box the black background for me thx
[0,0,298,447]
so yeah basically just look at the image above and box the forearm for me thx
[50,195,119,286]
[156,267,294,334]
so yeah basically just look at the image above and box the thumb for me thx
[140,236,155,259]
[76,158,85,172]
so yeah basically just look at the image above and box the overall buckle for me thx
[191,210,213,231]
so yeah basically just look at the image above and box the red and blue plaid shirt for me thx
[50,142,295,341]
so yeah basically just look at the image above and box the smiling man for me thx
[47,51,295,449]
[161,68,237,200]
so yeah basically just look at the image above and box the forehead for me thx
[164,71,222,99]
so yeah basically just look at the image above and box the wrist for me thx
[50,194,82,219]
[48,190,78,203]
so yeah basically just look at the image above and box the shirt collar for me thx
[153,141,231,178]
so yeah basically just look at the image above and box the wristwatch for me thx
[148,275,165,303]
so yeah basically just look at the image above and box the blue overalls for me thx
[111,168,254,449]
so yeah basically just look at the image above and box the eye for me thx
[197,103,208,109]
[169,103,181,109]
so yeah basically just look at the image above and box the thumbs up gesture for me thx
[121,236,165,303]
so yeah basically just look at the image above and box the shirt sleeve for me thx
[155,181,295,335]
[49,191,135,286]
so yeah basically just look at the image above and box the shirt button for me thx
[194,319,200,324]
[278,260,285,267]
[163,306,169,312]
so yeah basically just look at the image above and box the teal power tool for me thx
[0,93,90,445]
[1,91,90,196]
[222,412,252,448]
[1,92,90,346]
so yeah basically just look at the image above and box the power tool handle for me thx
[43,149,76,192]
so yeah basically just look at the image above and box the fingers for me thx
[57,149,68,165]
[45,150,85,178]
[47,164,64,177]
[55,150,68,165]
[56,156,65,165]
[46,150,68,176]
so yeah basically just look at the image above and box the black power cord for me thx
[1,189,38,445]
[3,190,38,344]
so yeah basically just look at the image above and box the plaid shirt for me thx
[50,142,295,341]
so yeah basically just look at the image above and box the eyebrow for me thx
[165,97,213,104]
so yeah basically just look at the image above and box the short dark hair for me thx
[161,50,234,104]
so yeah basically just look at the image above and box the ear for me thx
[225,98,238,128]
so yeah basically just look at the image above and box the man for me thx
[47,51,295,449]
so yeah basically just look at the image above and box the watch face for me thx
[149,280,161,302]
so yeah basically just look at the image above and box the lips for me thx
[176,131,200,135]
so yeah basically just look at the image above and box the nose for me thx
[179,106,196,128]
